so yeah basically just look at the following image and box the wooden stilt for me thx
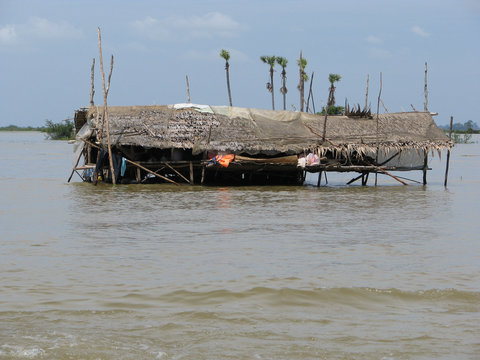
[136,168,141,183]
[126,159,179,185]
[67,150,84,182]
[423,150,428,185]
[317,170,322,187]
[78,137,179,185]
[201,166,205,185]
[376,167,408,185]
[375,72,382,187]
[163,162,191,184]
[444,116,453,187]
[189,161,194,184]
[361,172,369,186]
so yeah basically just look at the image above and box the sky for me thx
[1,0,479,127]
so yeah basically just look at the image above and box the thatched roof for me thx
[87,104,451,156]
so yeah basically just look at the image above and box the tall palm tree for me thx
[260,55,276,110]
[276,56,288,110]
[327,73,342,108]
[297,52,308,112]
[220,49,232,106]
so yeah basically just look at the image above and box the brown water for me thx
[1,132,479,359]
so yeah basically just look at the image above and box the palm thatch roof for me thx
[86,104,451,156]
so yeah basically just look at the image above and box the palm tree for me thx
[276,56,288,110]
[220,49,232,106]
[327,73,342,108]
[260,55,276,110]
[297,52,308,112]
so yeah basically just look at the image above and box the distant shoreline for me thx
[0,125,46,132]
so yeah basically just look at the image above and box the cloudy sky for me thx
[1,0,479,126]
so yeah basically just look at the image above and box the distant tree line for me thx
[0,119,75,140]
[438,120,479,133]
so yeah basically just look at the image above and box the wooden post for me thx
[90,58,95,106]
[317,170,322,187]
[375,72,382,186]
[423,150,428,185]
[380,99,389,113]
[365,74,369,110]
[299,51,304,112]
[306,72,314,113]
[98,27,116,185]
[186,75,191,103]
[201,165,205,185]
[67,150,84,182]
[424,62,428,112]
[189,161,194,184]
[163,162,191,184]
[444,116,453,187]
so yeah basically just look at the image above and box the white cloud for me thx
[27,17,83,40]
[365,35,382,44]
[132,12,246,41]
[0,25,17,44]
[411,25,430,38]
[0,17,82,48]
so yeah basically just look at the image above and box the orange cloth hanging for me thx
[211,154,235,167]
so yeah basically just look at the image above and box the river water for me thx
[0,131,479,359]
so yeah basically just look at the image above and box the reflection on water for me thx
[1,132,479,359]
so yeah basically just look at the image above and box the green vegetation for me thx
[297,55,308,112]
[276,56,288,110]
[219,49,232,106]
[438,120,479,133]
[319,105,345,115]
[0,124,45,131]
[0,119,75,140]
[327,73,341,107]
[43,119,75,140]
[260,55,277,110]
[438,120,479,143]
[451,132,474,144]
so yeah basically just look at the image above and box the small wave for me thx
[160,287,480,310]
[0,345,45,358]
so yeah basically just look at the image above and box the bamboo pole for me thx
[375,72,382,186]
[163,162,191,184]
[347,152,399,185]
[186,75,191,103]
[306,72,314,113]
[365,74,369,110]
[444,116,453,187]
[375,167,408,185]
[79,137,180,185]
[299,51,304,112]
[126,159,180,185]
[89,58,95,106]
[189,161,194,184]
[97,27,116,185]
[424,62,428,112]
[67,149,84,182]
[380,98,389,113]
[423,150,428,185]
